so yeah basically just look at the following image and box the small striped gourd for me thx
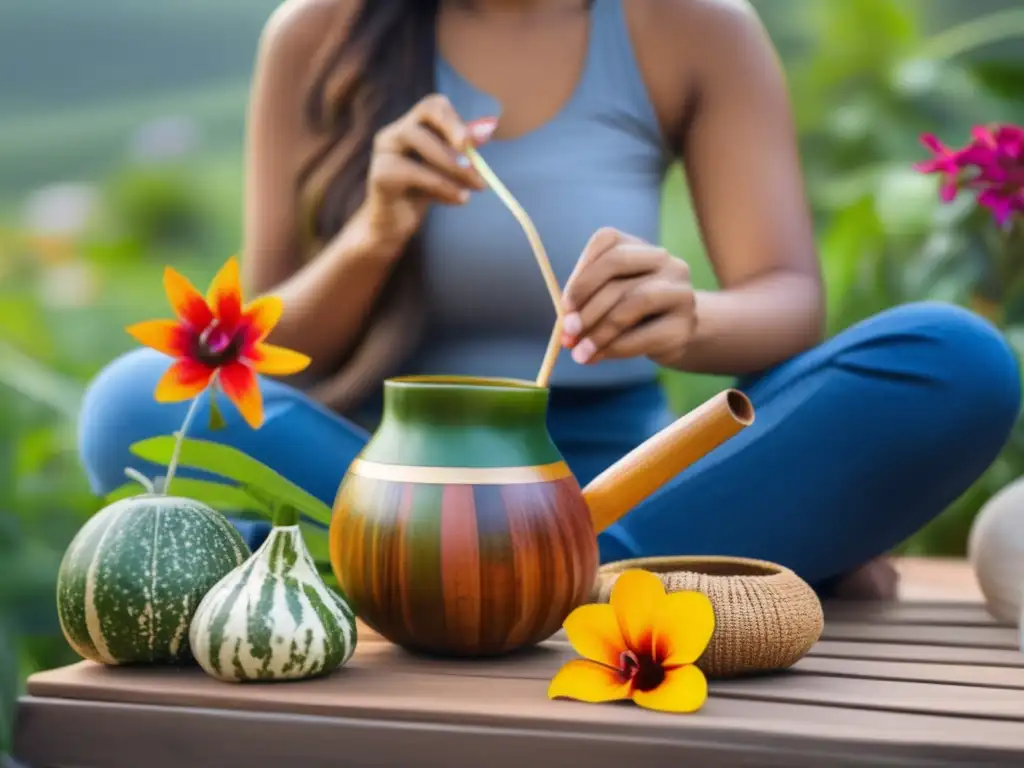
[57,494,250,665]
[189,512,357,683]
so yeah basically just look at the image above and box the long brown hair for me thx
[293,0,440,417]
[299,0,440,245]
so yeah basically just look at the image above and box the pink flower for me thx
[915,124,1024,227]
[977,188,1023,227]
[968,125,1024,225]
[913,134,968,202]
[964,125,1024,183]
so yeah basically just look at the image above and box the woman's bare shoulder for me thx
[257,0,359,74]
[628,0,779,143]
[633,0,766,58]
[639,0,759,28]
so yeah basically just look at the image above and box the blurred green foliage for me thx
[3,0,1024,754]
[663,0,1024,559]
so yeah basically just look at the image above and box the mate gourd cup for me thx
[328,376,754,657]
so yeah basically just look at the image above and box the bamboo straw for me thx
[464,145,563,388]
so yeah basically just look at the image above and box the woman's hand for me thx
[561,228,696,367]
[356,95,497,253]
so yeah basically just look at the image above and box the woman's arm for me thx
[560,1,824,375]
[668,0,824,375]
[243,0,489,375]
[241,0,402,375]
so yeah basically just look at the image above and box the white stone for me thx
[968,477,1024,625]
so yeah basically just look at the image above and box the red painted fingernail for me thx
[468,117,498,144]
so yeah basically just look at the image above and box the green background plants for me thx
[2,0,1024,753]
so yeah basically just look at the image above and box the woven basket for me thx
[592,555,824,679]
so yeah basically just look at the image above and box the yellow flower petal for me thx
[249,342,311,376]
[164,266,213,330]
[207,256,244,326]
[153,360,214,402]
[547,659,630,704]
[610,569,666,656]
[653,591,715,667]
[563,603,627,668]
[631,664,708,714]
[125,319,190,358]
[242,295,283,344]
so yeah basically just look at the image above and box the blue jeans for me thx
[77,302,1021,589]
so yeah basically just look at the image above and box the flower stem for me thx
[123,467,156,494]
[273,505,299,527]
[162,393,204,494]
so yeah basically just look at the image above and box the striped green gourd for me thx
[57,494,250,665]
[189,506,357,683]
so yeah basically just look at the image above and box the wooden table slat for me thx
[823,602,1003,627]
[713,674,1024,722]
[808,640,1024,668]
[821,621,1020,650]
[27,644,1024,724]
[789,656,1024,689]
[21,658,1024,735]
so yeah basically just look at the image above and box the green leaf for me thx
[129,436,333,527]
[819,195,884,330]
[207,392,226,432]
[104,477,262,510]
[237,482,283,515]
[304,527,330,569]
[968,60,1024,103]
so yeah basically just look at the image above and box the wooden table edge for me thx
[14,695,1023,768]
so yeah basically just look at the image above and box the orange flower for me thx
[125,257,310,429]
[548,569,714,714]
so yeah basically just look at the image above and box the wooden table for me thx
[13,559,1024,767]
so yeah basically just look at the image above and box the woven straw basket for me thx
[592,555,824,679]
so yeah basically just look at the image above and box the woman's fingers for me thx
[563,244,667,333]
[373,152,470,206]
[590,314,687,362]
[399,124,486,190]
[371,95,496,205]
[572,281,694,364]
[562,275,645,346]
[413,95,498,150]
[413,94,471,150]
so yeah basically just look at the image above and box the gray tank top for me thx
[409,0,672,388]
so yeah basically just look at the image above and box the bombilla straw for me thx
[464,144,563,388]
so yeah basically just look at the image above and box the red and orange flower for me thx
[548,569,715,714]
[126,257,310,429]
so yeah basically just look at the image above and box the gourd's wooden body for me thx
[330,377,597,657]
[329,376,754,658]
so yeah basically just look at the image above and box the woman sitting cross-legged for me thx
[77,0,1021,599]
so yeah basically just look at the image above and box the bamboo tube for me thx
[583,389,755,534]
[464,145,563,388]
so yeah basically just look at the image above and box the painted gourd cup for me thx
[329,376,598,657]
